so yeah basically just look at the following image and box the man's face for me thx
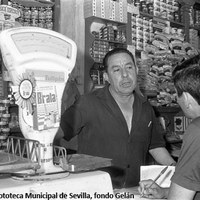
[104,52,138,96]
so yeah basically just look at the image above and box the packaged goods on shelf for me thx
[0,99,12,152]
[7,0,54,30]
[189,29,199,50]
[132,0,181,21]
[84,0,127,23]
[137,27,199,106]
[90,22,126,64]
[0,5,20,31]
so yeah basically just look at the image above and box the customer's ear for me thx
[185,92,199,109]
[183,92,194,109]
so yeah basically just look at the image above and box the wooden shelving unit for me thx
[84,16,129,93]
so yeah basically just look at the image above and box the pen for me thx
[148,166,169,189]
[148,121,152,127]
[140,166,168,198]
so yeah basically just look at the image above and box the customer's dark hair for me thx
[103,48,136,72]
[172,54,200,105]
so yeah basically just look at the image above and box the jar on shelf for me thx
[31,19,38,27]
[9,113,19,129]
[38,19,45,28]
[31,7,39,20]
[23,19,31,26]
[23,7,31,20]
[45,19,53,30]
[38,7,46,21]
[45,6,53,20]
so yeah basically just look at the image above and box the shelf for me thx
[85,15,129,93]
[85,16,127,26]
[93,38,126,45]
[189,25,200,31]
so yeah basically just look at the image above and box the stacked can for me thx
[90,63,105,86]
[132,14,154,51]
[132,14,137,48]
[143,17,150,51]
[91,40,109,63]
[0,99,10,152]
[135,15,143,51]
[153,0,181,22]
[9,0,54,30]
[100,23,115,41]
[194,8,200,26]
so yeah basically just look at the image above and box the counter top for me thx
[0,171,114,200]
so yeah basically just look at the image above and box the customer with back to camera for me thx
[59,47,176,188]
[138,54,200,200]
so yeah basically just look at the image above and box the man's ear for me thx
[184,92,198,109]
[183,92,194,109]
[103,72,109,83]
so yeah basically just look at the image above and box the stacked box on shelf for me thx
[189,29,199,50]
[0,99,11,152]
[91,23,126,63]
[153,17,170,33]
[100,23,115,41]
[115,0,127,23]
[90,63,105,86]
[137,58,158,95]
[0,76,4,97]
[132,14,154,51]
[194,5,200,27]
[143,17,152,51]
[135,15,143,51]
[153,0,181,21]
[109,0,116,21]
[84,0,102,19]
[131,14,137,47]
[84,0,127,23]
[91,40,109,63]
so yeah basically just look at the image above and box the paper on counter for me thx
[140,165,175,188]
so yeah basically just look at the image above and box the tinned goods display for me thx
[84,0,127,23]
[90,22,126,87]
[0,99,11,152]
[90,23,126,63]
[132,0,182,22]
[8,0,54,30]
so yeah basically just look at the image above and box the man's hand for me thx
[138,179,168,199]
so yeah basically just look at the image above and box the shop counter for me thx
[0,170,114,200]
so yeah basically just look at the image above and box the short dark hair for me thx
[103,48,136,72]
[172,54,200,105]
[172,54,200,76]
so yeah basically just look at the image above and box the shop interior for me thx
[0,0,199,199]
